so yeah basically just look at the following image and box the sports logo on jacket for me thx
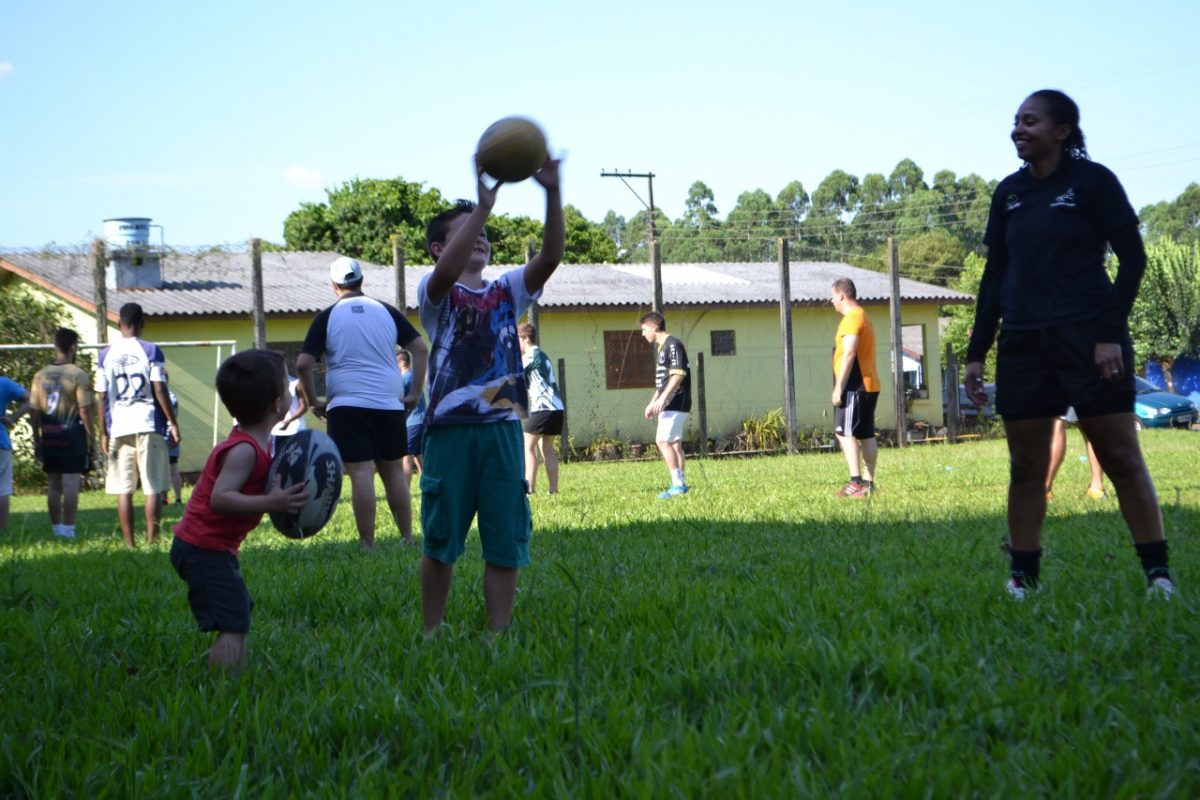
[1050,188,1077,208]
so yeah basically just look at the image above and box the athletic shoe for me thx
[53,526,75,539]
[1005,578,1028,601]
[1084,486,1107,500]
[1147,576,1176,600]
[836,482,869,498]
[658,484,689,500]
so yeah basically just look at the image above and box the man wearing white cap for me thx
[297,256,429,549]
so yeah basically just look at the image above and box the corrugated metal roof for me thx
[0,251,973,317]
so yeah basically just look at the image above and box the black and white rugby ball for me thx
[268,430,343,539]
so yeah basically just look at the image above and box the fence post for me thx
[250,238,265,349]
[557,357,569,463]
[888,237,906,448]
[92,239,108,344]
[945,343,960,443]
[697,351,708,456]
[393,234,406,313]
[778,238,797,453]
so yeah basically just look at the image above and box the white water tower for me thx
[103,217,163,290]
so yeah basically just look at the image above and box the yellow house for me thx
[0,249,970,469]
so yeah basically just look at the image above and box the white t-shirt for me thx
[300,295,422,412]
[95,336,167,438]
[271,377,307,436]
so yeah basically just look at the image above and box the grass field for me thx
[2,433,1198,798]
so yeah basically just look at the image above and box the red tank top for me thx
[173,427,271,555]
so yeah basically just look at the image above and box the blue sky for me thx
[2,0,1198,249]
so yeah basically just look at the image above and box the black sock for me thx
[1135,540,1171,582]
[863,480,874,488]
[850,475,863,484]
[1010,548,1043,588]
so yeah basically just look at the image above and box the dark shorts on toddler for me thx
[170,536,253,634]
[420,421,531,569]
[996,321,1135,420]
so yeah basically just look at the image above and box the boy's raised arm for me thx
[524,157,564,295]
[426,160,501,305]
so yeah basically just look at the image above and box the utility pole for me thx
[601,169,662,312]
[887,237,907,448]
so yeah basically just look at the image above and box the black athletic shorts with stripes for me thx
[834,389,879,440]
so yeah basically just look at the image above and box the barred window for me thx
[603,331,655,390]
[710,329,736,356]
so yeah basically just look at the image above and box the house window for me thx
[900,324,926,391]
[603,331,655,390]
[272,341,326,398]
[710,329,736,356]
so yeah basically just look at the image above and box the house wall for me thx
[532,302,946,448]
[20,279,948,466]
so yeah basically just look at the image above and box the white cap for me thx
[329,256,363,286]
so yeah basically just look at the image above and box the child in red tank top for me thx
[169,350,307,672]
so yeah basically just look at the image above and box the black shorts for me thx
[170,537,253,634]
[834,390,879,440]
[41,425,90,474]
[326,406,407,463]
[522,410,564,436]
[995,322,1135,421]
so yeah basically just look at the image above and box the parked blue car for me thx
[1134,376,1198,429]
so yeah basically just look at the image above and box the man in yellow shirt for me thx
[830,279,880,498]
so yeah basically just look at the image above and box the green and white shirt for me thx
[521,345,564,413]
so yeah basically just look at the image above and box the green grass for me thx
[2,432,1198,798]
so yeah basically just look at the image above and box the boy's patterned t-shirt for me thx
[418,267,538,425]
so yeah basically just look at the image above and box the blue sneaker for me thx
[658,484,689,499]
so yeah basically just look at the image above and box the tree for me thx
[887,158,926,200]
[1139,183,1200,246]
[724,189,777,262]
[602,211,628,260]
[773,180,810,237]
[939,252,995,377]
[283,177,446,265]
[563,205,618,264]
[484,214,543,264]
[1128,239,1200,389]
[802,170,859,256]
[666,181,725,263]
[0,284,70,488]
[681,181,719,229]
[621,208,672,263]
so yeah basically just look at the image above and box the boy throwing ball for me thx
[170,350,307,671]
[418,152,563,633]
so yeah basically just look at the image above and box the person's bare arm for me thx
[209,443,307,516]
[523,157,564,295]
[832,335,859,407]
[296,353,324,419]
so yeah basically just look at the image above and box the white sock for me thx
[672,469,686,486]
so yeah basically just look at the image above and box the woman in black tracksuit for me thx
[964,89,1174,600]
